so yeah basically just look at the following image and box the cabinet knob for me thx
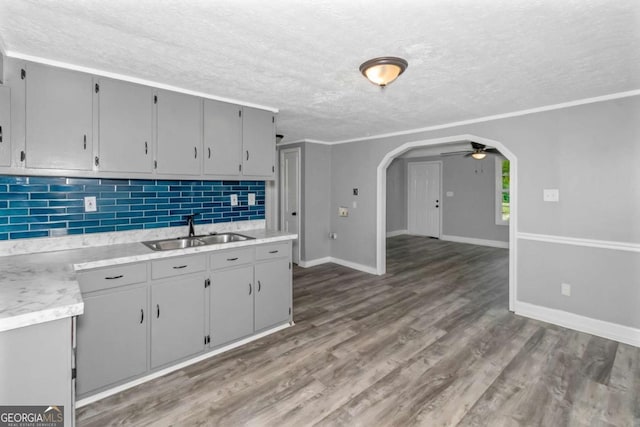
[258,280,261,292]
[246,150,249,161]
[156,304,160,318]
[140,309,144,324]
[249,283,252,295]
[194,146,198,159]
[208,147,211,159]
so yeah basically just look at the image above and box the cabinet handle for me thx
[246,150,249,161]
[0,125,2,142]
[20,151,26,162]
[249,283,252,295]
[83,134,87,150]
[172,265,188,269]
[157,304,160,318]
[194,146,198,158]
[226,257,238,261]
[105,275,124,280]
[145,141,148,154]
[208,147,211,159]
[269,250,279,254]
[258,280,261,292]
[140,309,144,324]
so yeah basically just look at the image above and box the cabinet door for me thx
[210,265,254,347]
[151,274,205,368]
[0,85,10,167]
[242,107,275,178]
[254,258,291,331]
[25,63,93,170]
[156,90,202,176]
[76,285,147,396]
[97,78,153,173]
[203,99,242,177]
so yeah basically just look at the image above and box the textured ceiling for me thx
[1,0,639,143]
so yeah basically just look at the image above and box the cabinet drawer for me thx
[255,242,291,261]
[77,263,147,294]
[210,248,254,270]
[151,255,206,280]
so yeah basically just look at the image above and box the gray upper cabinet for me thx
[151,274,206,369]
[97,78,153,173]
[203,99,242,177]
[25,62,93,170]
[76,285,148,396]
[156,90,202,176]
[254,257,291,331]
[0,86,10,167]
[242,107,275,178]
[210,265,254,347]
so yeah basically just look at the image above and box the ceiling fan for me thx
[441,141,500,160]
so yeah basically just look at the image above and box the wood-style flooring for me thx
[77,235,640,426]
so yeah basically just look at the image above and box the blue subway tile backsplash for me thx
[0,176,265,240]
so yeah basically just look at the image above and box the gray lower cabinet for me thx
[24,62,93,170]
[150,274,206,368]
[76,284,147,396]
[0,317,74,426]
[0,85,10,167]
[156,90,202,176]
[203,99,242,177]
[255,257,292,331]
[210,265,254,346]
[96,78,154,173]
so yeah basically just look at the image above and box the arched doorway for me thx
[375,134,518,311]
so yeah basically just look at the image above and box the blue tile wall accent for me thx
[0,176,265,240]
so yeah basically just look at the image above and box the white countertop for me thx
[0,228,296,333]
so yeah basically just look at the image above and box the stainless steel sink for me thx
[198,233,254,244]
[143,233,254,251]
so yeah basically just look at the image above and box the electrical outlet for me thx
[329,232,338,240]
[338,206,349,217]
[84,196,97,212]
[543,189,560,202]
[248,193,256,206]
[230,194,238,206]
[561,283,571,296]
[352,201,357,208]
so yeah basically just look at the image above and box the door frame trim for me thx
[406,160,442,238]
[279,147,301,264]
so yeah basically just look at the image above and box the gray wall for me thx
[323,95,640,329]
[440,154,508,242]
[303,142,331,260]
[386,154,509,242]
[385,158,406,232]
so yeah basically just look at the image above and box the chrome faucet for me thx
[186,214,196,237]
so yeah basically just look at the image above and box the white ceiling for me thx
[1,0,639,144]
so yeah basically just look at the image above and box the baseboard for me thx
[329,257,378,275]
[514,301,640,348]
[298,257,332,268]
[386,229,408,237]
[441,234,509,249]
[298,256,378,275]
[76,322,293,407]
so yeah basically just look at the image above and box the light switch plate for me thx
[230,194,238,206]
[543,189,560,202]
[248,193,256,206]
[84,196,97,212]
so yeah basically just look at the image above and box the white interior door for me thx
[407,162,441,237]
[280,148,300,264]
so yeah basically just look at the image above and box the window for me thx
[495,157,510,225]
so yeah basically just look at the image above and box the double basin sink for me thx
[143,232,255,251]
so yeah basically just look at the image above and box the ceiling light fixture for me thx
[471,151,487,160]
[359,57,408,87]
